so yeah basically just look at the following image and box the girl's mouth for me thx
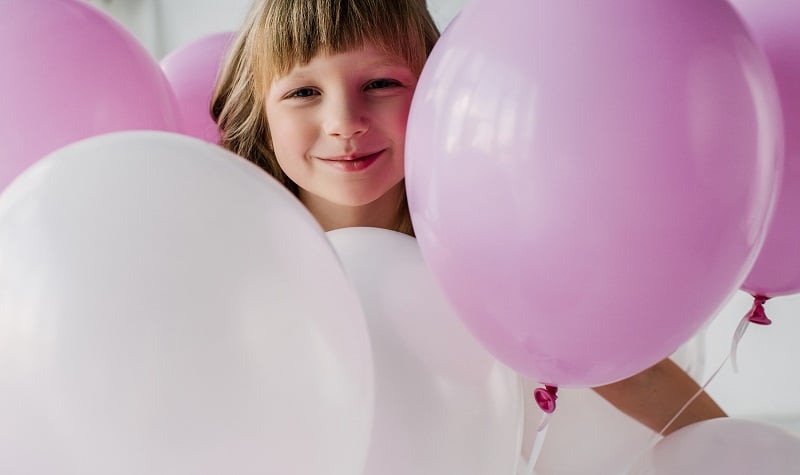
[318,150,384,172]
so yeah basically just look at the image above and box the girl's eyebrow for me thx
[275,54,414,84]
[273,69,317,86]
[280,71,312,81]
[364,57,414,72]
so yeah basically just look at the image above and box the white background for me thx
[83,0,800,432]
[84,0,462,58]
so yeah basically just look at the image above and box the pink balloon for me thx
[732,0,800,298]
[160,32,235,144]
[405,0,783,387]
[0,0,181,192]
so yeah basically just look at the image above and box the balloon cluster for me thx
[0,2,523,473]
[1,0,800,473]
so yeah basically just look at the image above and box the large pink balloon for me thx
[405,0,783,387]
[0,0,181,192]
[160,32,235,144]
[732,0,800,298]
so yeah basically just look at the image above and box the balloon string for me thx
[730,312,751,373]
[652,296,772,439]
[624,350,731,473]
[518,385,557,475]
[523,413,551,475]
[625,298,773,473]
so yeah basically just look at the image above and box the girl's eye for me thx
[287,88,318,98]
[366,79,402,90]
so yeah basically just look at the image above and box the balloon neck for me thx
[533,385,558,414]
[748,295,772,325]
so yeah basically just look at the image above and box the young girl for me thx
[211,0,725,456]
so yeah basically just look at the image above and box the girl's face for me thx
[265,44,417,209]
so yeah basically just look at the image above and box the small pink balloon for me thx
[405,0,783,387]
[0,0,182,192]
[160,32,235,144]
[732,0,800,298]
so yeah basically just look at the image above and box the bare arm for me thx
[592,358,726,435]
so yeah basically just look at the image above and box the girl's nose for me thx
[324,97,368,139]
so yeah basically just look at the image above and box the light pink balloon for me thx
[405,0,783,387]
[160,32,235,144]
[732,0,800,298]
[0,0,181,192]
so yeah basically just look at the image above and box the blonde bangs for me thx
[255,0,436,85]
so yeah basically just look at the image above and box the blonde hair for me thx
[211,0,440,235]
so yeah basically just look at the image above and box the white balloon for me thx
[0,131,373,475]
[638,418,800,474]
[327,227,523,475]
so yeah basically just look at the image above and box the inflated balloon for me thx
[0,0,181,192]
[732,0,800,299]
[637,418,800,474]
[406,0,783,388]
[327,228,523,475]
[0,132,373,475]
[161,32,235,144]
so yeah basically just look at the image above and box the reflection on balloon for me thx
[0,131,372,475]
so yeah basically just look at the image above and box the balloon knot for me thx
[534,385,558,414]
[748,295,772,325]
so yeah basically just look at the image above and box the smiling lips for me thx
[317,150,384,172]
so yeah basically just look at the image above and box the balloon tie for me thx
[533,385,558,414]
[746,295,772,325]
[731,295,771,372]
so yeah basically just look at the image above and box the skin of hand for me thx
[592,358,727,435]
